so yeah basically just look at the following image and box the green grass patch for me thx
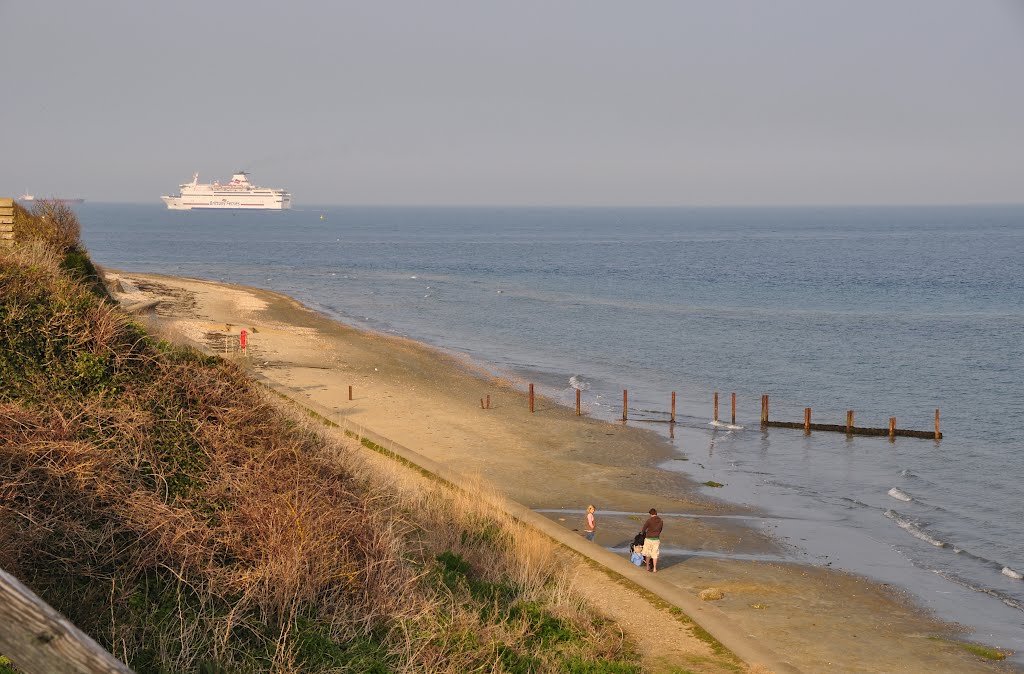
[703,481,724,488]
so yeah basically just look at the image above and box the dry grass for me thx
[0,237,640,672]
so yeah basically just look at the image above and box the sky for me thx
[1,1,1023,206]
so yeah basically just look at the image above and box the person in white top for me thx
[584,504,597,542]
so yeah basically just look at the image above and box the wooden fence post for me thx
[529,384,534,413]
[671,391,676,423]
[804,407,811,434]
[622,389,628,421]
[0,566,135,673]
[731,392,736,425]
[0,198,14,248]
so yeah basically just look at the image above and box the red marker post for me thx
[239,329,248,352]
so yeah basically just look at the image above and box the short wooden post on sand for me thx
[622,389,628,422]
[671,391,676,423]
[348,385,353,401]
[935,408,940,441]
[889,417,896,441]
[480,398,485,409]
[846,410,854,435]
[486,394,490,410]
[764,395,769,423]
[731,392,736,425]
[804,407,811,435]
[529,384,534,413]
[713,392,719,423]
[575,388,581,416]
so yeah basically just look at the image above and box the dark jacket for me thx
[641,515,663,539]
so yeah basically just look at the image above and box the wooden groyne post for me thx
[622,389,628,421]
[804,408,811,435]
[348,385,353,401]
[529,383,534,413]
[575,388,581,416]
[671,391,676,423]
[935,408,940,441]
[713,392,719,423]
[846,410,854,435]
[731,392,736,425]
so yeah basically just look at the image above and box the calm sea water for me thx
[78,203,1024,655]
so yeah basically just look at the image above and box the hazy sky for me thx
[2,1,1023,206]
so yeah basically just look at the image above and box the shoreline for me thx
[103,267,1018,673]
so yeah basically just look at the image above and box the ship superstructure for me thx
[161,171,292,210]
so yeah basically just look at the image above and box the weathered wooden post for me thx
[0,566,135,673]
[764,395,769,423]
[714,392,719,422]
[889,417,897,441]
[671,391,676,423]
[0,198,14,248]
[529,384,534,413]
[486,394,490,410]
[575,389,581,416]
[760,395,766,424]
[480,398,485,409]
[804,407,811,434]
[846,410,854,435]
[935,408,940,441]
[348,385,353,401]
[731,392,736,425]
[622,389,628,421]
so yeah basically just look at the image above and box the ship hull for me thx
[161,195,291,210]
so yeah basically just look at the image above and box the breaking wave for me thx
[885,510,946,548]
[887,487,912,502]
[568,375,591,391]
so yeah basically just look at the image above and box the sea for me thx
[77,203,1024,658]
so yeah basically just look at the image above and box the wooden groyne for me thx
[525,383,942,441]
[760,397,942,439]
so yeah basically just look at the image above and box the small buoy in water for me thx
[320,214,325,220]
[497,289,503,294]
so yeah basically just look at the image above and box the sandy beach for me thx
[104,269,1016,674]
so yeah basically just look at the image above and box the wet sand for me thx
[104,269,1017,674]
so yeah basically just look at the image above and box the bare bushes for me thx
[16,199,81,252]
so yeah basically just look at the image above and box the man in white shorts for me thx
[640,508,664,573]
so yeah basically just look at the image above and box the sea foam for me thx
[1002,567,1023,580]
[568,375,591,391]
[885,510,946,548]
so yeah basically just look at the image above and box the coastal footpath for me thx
[102,268,1017,674]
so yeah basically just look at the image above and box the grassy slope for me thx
[0,220,642,672]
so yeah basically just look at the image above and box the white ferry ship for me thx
[161,171,292,210]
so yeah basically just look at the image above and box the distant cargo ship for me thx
[161,171,292,210]
[17,193,85,204]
